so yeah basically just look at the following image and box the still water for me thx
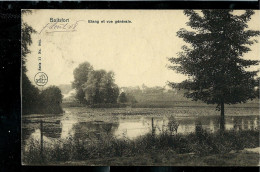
[22,108,259,147]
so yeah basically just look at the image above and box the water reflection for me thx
[115,118,150,139]
[111,115,259,139]
[73,121,119,141]
[43,122,62,138]
[23,114,259,147]
[60,114,78,139]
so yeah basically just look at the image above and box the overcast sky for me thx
[23,10,260,88]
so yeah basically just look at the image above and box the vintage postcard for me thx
[21,10,260,166]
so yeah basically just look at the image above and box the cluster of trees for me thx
[23,84,63,114]
[72,62,120,105]
[22,10,63,114]
[118,92,137,104]
[120,85,188,103]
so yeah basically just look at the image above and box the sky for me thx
[22,10,260,88]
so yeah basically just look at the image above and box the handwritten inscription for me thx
[39,20,85,34]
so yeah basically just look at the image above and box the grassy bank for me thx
[62,102,128,108]
[57,151,259,166]
[62,100,259,109]
[22,128,259,166]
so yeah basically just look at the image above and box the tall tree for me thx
[168,10,260,131]
[83,70,119,105]
[72,62,93,104]
[21,10,40,114]
[84,70,106,104]
[99,71,119,104]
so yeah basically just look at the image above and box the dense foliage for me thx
[73,62,119,105]
[118,92,127,103]
[40,86,63,114]
[168,10,260,130]
[21,11,38,114]
[72,62,93,104]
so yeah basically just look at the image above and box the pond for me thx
[22,107,259,148]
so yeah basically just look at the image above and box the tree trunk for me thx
[151,117,155,137]
[220,101,225,132]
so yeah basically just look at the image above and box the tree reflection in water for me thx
[72,121,119,141]
[22,115,259,147]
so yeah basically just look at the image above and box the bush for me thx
[39,86,63,114]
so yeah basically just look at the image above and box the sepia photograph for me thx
[21,9,260,166]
